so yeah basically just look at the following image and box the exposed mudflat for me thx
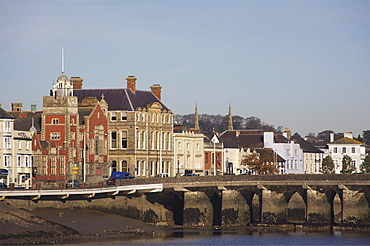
[0,202,167,245]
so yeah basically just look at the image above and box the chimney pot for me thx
[126,76,137,93]
[70,77,84,90]
[150,84,162,100]
[12,103,23,112]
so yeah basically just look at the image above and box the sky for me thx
[1,0,369,137]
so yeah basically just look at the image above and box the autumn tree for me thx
[360,155,370,173]
[321,156,335,174]
[241,151,262,173]
[341,155,354,174]
[241,149,279,174]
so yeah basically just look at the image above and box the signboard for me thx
[72,167,79,170]
[72,171,78,174]
[0,169,8,175]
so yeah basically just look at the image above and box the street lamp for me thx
[177,157,180,176]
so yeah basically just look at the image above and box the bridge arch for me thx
[286,192,306,223]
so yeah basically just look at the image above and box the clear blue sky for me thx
[1,0,369,137]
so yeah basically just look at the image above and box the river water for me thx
[68,228,370,245]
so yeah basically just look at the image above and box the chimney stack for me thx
[126,76,137,93]
[330,133,334,143]
[150,84,162,100]
[344,132,353,139]
[283,128,291,140]
[12,103,23,112]
[70,77,83,89]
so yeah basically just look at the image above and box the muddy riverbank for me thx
[1,201,369,245]
[0,202,168,245]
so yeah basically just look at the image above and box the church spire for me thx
[227,102,233,131]
[194,103,200,130]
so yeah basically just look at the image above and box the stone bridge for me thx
[2,174,370,227]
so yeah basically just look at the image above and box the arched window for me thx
[122,160,128,172]
[111,161,117,172]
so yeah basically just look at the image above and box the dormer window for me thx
[111,112,117,122]
[121,112,127,121]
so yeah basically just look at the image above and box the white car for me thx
[155,173,169,178]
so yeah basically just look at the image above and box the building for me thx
[73,76,174,177]
[290,132,323,174]
[218,130,304,174]
[203,133,223,176]
[327,132,366,173]
[9,71,111,187]
[0,106,32,189]
[173,130,204,176]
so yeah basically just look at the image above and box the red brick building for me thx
[17,72,110,186]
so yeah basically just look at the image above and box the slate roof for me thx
[7,111,42,133]
[13,117,42,133]
[218,130,289,149]
[291,133,324,153]
[0,107,14,119]
[73,88,169,111]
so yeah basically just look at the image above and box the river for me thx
[65,228,370,245]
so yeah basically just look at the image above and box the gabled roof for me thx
[291,133,324,153]
[73,88,169,111]
[331,137,365,145]
[218,130,288,149]
[0,107,14,119]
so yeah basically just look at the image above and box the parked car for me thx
[66,180,81,188]
[110,171,135,179]
[106,177,117,185]
[0,183,8,189]
[155,173,169,178]
[183,173,199,176]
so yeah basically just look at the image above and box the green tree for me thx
[341,155,354,174]
[321,156,335,174]
[353,134,364,143]
[362,130,370,145]
[360,155,370,173]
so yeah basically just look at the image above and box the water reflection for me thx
[68,227,370,245]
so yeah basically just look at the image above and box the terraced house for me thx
[0,106,33,189]
[73,76,174,177]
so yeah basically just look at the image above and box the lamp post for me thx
[177,157,180,176]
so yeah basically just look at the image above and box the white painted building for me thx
[0,107,33,189]
[327,132,366,173]
[173,130,204,176]
[264,132,304,174]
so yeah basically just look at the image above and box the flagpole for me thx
[213,140,216,176]
[83,131,86,183]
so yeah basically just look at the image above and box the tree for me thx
[360,155,370,173]
[241,151,262,173]
[362,130,370,145]
[321,156,335,174]
[241,149,279,174]
[353,134,364,143]
[317,130,334,143]
[341,155,354,174]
